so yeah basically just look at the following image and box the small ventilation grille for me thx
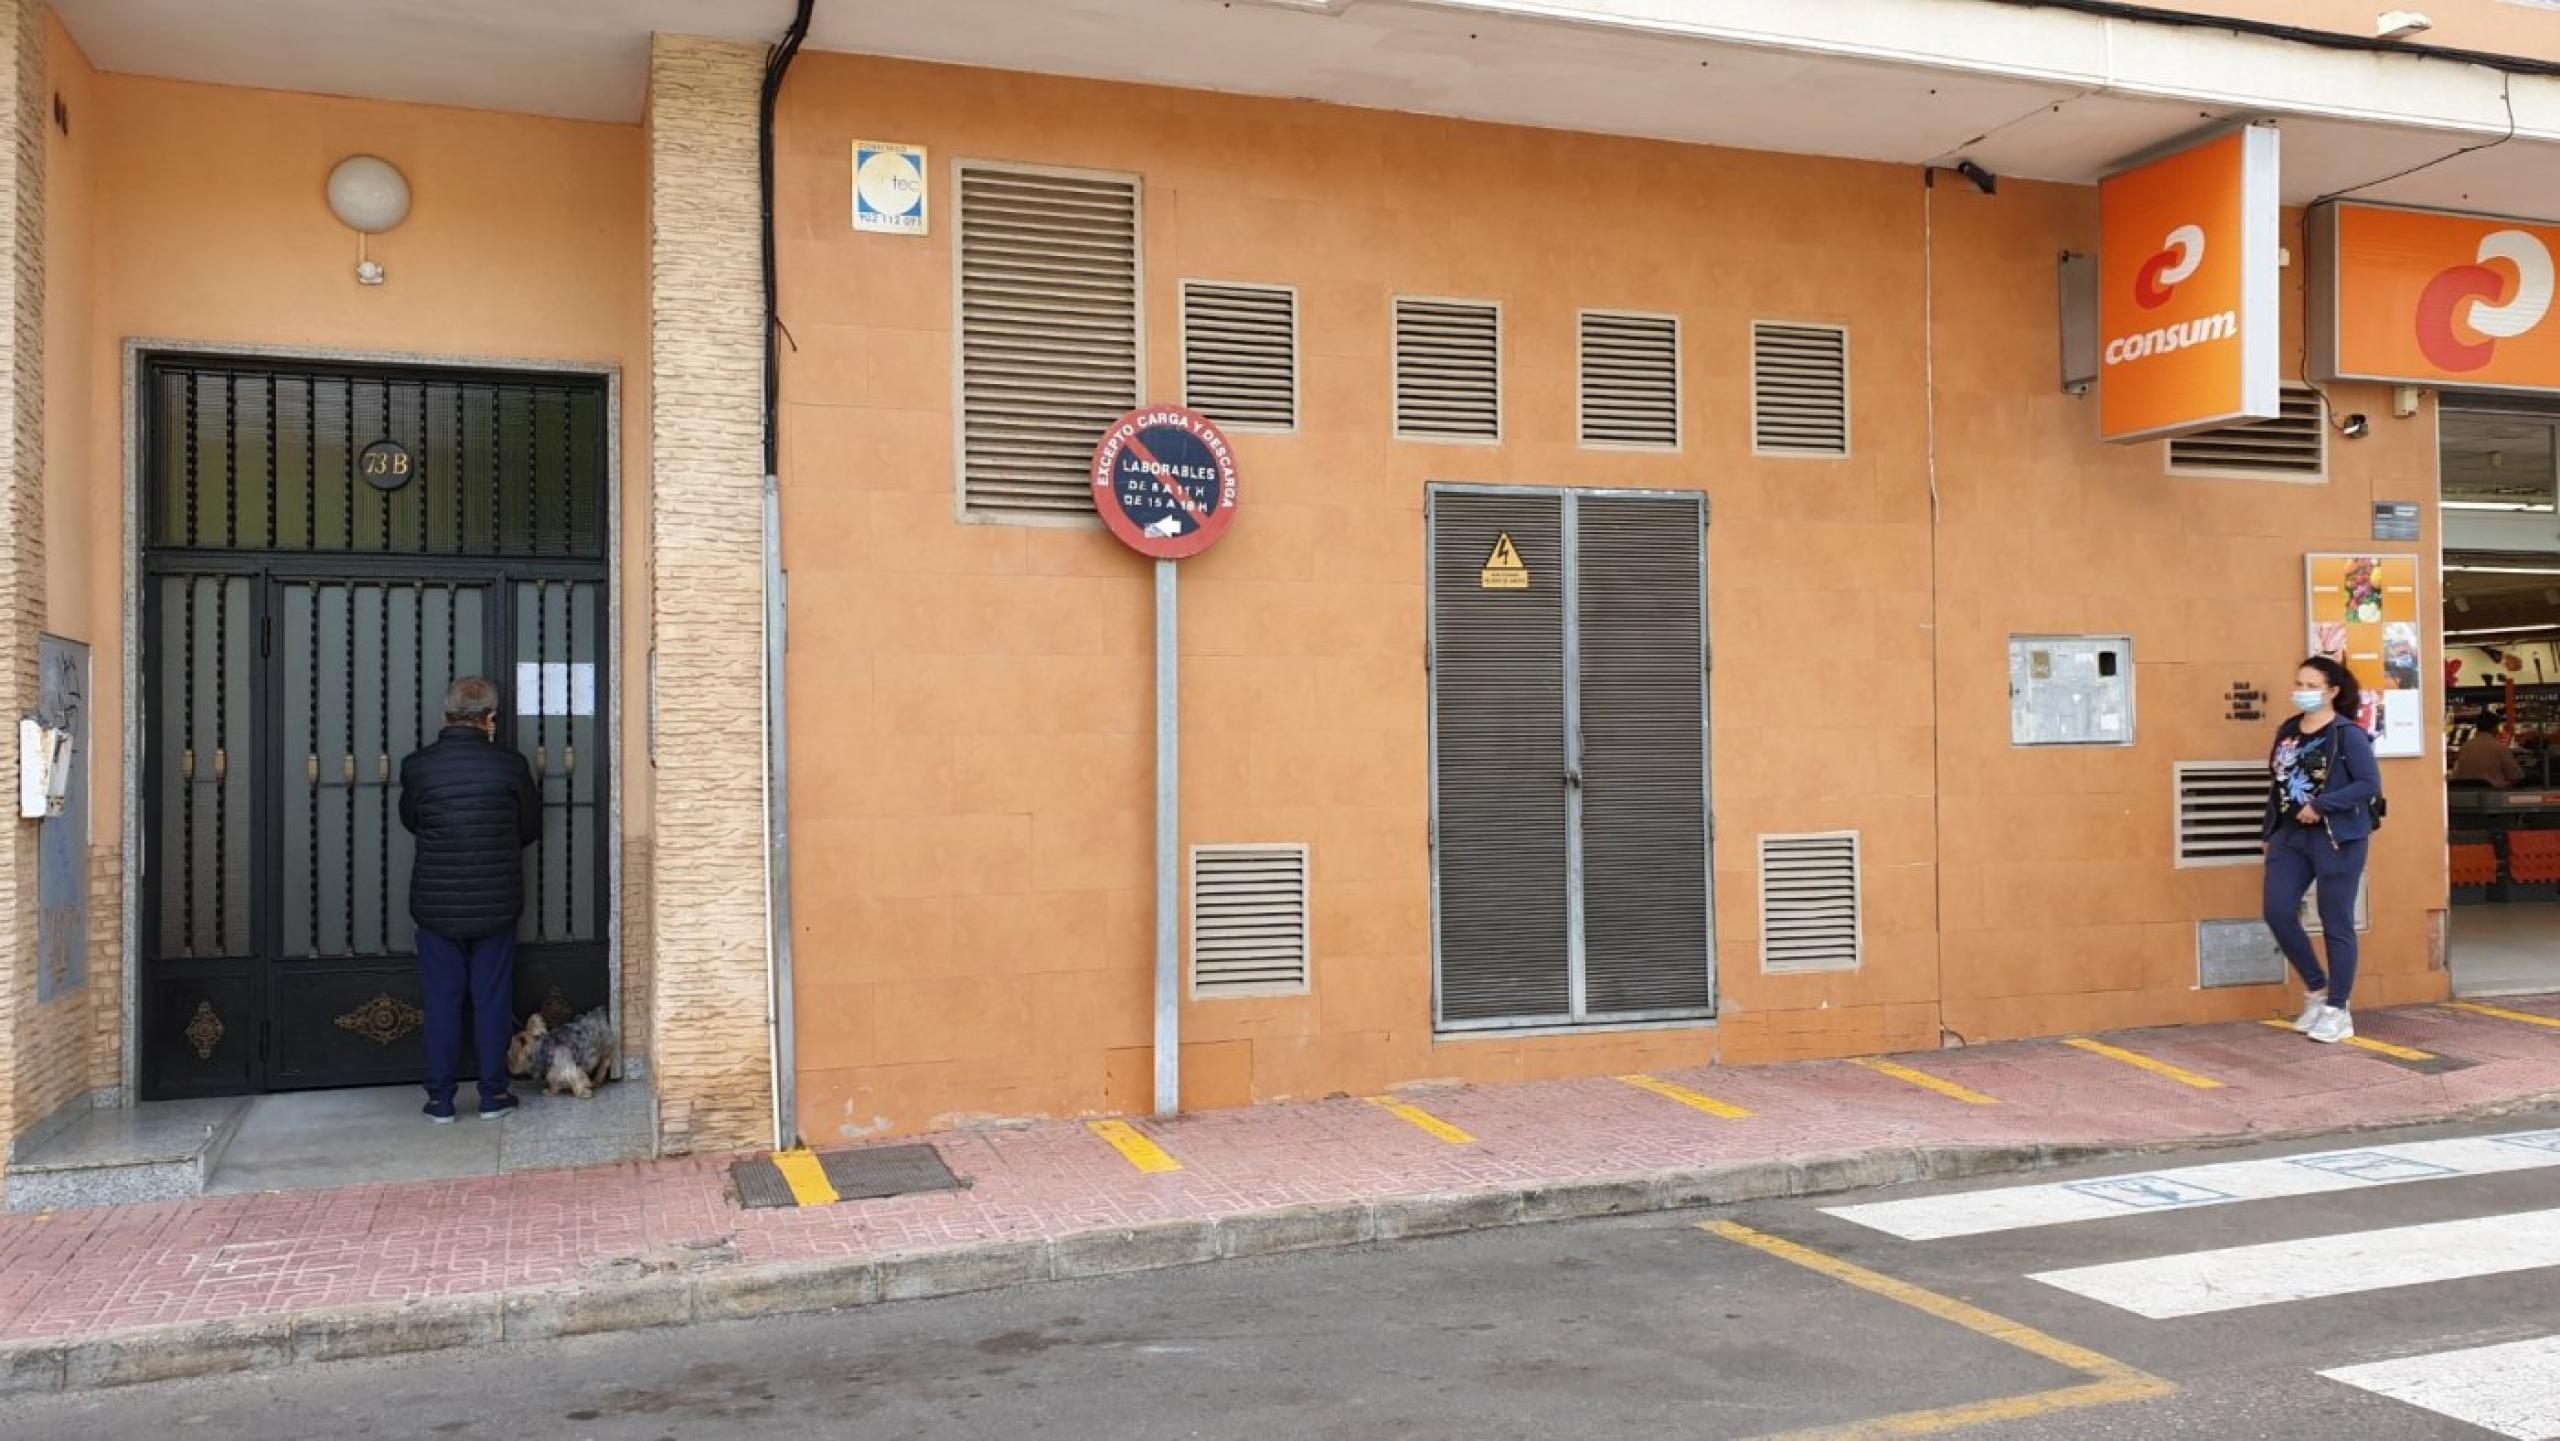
[1183,282,1296,431]
[1191,844,1310,997]
[2175,761,2268,867]
[1752,322,1849,456]
[1760,832,1861,974]
[1394,298,1500,441]
[956,164,1141,522]
[2168,386,2326,477]
[1579,311,1680,450]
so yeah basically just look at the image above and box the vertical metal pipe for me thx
[1154,558,1180,1118]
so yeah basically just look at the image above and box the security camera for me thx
[2337,413,2370,440]
[1954,160,1997,195]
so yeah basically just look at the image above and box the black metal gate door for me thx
[141,357,610,1098]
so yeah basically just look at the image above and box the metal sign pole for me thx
[1153,557,1181,1118]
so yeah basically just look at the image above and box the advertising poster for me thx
[2305,554,2424,758]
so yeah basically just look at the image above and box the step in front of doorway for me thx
[3,1097,249,1213]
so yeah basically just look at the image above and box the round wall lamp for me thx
[325,155,410,286]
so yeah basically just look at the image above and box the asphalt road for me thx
[9,1113,2559,1440]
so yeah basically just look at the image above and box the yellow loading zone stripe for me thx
[1089,1119,1184,1174]
[2449,1000,2560,1031]
[1850,1057,1999,1106]
[769,1148,840,1207]
[1618,1074,1752,1119]
[2063,1037,2224,1090]
[1704,1220,2174,1438]
[1368,1096,1477,1145]
[2254,1018,2436,1062]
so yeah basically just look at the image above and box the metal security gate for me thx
[141,355,610,1098]
[1428,486,1713,1031]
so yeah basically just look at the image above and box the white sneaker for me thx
[2292,992,2329,1033]
[2307,1006,2355,1045]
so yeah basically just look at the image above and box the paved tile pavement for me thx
[3,997,2557,1346]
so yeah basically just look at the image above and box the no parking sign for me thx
[1089,406,1240,560]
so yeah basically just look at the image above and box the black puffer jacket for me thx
[398,725,540,941]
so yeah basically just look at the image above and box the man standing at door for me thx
[399,676,541,1122]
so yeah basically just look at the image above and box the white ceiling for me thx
[50,0,2560,212]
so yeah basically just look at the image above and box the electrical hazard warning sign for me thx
[1480,532,1528,590]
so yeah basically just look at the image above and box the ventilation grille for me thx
[956,164,1141,522]
[1760,832,1861,974]
[1183,282,1296,431]
[2175,761,2268,867]
[1752,322,1849,457]
[1191,844,1310,997]
[1394,298,1500,441]
[1579,311,1680,450]
[2167,386,2326,477]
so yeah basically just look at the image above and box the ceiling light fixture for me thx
[2448,622,2560,640]
[326,155,410,286]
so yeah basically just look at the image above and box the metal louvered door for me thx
[1576,495,1713,1017]
[141,355,610,1098]
[1430,488,1713,1032]
[1430,492,1571,1026]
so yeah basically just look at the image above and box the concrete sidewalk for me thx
[5,995,2559,1396]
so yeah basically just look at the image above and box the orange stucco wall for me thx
[774,55,2447,1141]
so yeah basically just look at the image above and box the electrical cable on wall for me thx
[758,0,816,1151]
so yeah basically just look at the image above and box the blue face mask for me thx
[2293,689,2330,716]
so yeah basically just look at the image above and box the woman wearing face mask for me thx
[2263,657,2383,1045]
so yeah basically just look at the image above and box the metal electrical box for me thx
[2058,251,2099,394]
[2009,635,2134,747]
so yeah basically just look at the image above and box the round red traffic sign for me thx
[1089,406,1240,560]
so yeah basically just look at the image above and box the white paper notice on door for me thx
[514,662,595,717]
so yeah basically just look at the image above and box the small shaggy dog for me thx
[507,1008,617,1098]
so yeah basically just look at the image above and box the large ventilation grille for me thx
[955,164,1141,522]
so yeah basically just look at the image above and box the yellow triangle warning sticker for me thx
[1481,532,1529,591]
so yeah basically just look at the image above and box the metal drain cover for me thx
[824,1143,963,1200]
[731,1142,966,1209]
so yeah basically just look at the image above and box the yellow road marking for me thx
[769,1148,840,1207]
[2063,1037,2224,1090]
[2254,1018,2435,1062]
[1618,1073,1752,1120]
[1851,1057,1999,1106]
[1703,1220,2174,1438]
[1367,1096,1477,1145]
[2449,1000,2560,1032]
[1088,1119,1184,1173]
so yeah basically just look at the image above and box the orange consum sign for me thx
[2098,126,2282,444]
[2310,202,2560,393]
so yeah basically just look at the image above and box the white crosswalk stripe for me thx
[2321,1336,2560,1440]
[1824,1128,2560,1240]
[2030,1206,2560,1319]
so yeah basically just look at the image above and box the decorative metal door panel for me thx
[141,356,609,1098]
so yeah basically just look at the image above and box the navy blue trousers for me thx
[2263,830,2367,1008]
[417,928,518,1104]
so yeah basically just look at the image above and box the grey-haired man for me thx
[398,676,541,1122]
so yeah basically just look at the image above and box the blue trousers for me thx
[416,928,518,1104]
[2264,830,2366,1008]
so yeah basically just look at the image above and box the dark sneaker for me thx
[423,1099,457,1125]
[478,1093,520,1121]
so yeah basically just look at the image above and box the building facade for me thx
[4,0,2559,1186]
